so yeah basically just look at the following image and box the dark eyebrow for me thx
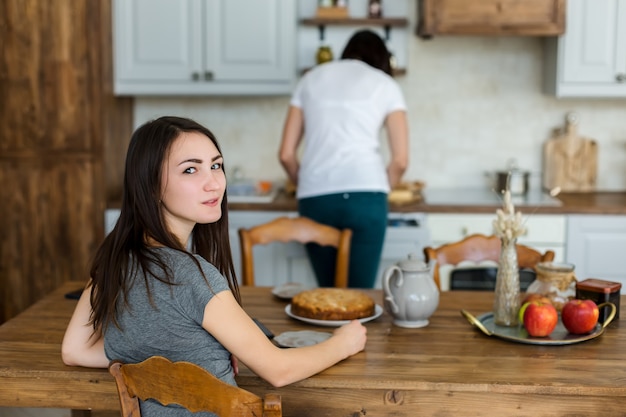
[177,154,222,166]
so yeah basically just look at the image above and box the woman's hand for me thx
[385,110,409,188]
[333,320,367,357]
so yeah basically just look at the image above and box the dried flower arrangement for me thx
[492,189,525,326]
[493,190,527,244]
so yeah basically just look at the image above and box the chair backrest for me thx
[108,356,282,417]
[449,266,537,291]
[238,216,352,287]
[423,233,556,290]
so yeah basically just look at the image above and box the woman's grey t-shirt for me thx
[104,247,233,417]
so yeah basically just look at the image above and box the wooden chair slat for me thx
[109,356,282,417]
[423,233,555,290]
[238,216,352,288]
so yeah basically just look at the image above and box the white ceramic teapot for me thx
[383,254,439,328]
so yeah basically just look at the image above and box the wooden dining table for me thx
[0,281,624,416]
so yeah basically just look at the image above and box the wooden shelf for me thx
[299,16,409,77]
[301,17,408,27]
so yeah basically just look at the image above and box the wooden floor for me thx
[0,409,118,417]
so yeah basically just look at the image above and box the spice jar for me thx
[576,278,622,323]
[525,262,577,311]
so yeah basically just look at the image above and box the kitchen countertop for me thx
[226,189,626,215]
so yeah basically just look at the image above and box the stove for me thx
[423,188,562,207]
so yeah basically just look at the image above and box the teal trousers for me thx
[298,192,387,288]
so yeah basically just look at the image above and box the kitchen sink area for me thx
[227,180,279,204]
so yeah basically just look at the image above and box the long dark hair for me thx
[89,116,240,332]
[341,29,392,76]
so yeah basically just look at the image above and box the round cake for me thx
[291,288,375,321]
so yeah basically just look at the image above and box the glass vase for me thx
[493,238,521,326]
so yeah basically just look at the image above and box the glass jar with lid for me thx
[526,262,577,311]
[316,45,333,65]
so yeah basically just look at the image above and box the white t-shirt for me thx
[290,59,407,199]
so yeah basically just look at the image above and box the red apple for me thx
[523,301,558,337]
[561,299,599,334]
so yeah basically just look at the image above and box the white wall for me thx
[133,0,626,191]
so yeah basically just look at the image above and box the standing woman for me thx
[279,30,409,288]
[62,116,366,416]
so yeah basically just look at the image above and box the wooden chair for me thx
[238,216,352,287]
[448,266,538,291]
[108,356,282,417]
[423,233,556,290]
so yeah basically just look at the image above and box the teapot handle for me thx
[383,265,402,314]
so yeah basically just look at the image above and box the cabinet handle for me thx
[204,71,214,81]
[616,73,626,83]
[191,72,200,81]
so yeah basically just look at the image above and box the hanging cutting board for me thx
[543,113,598,192]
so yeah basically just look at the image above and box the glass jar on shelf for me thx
[525,262,577,311]
[316,45,333,65]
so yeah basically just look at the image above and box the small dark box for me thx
[576,278,621,324]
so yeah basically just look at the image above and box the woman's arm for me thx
[61,285,109,368]
[278,105,304,186]
[203,290,367,388]
[385,110,409,188]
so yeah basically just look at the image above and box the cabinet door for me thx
[113,0,296,95]
[1,0,109,323]
[113,0,202,84]
[544,0,626,97]
[418,0,565,37]
[204,0,295,82]
[427,214,495,245]
[566,215,626,286]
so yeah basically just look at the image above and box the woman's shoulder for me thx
[303,60,392,85]
[153,247,219,276]
[340,60,397,84]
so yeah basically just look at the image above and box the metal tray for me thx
[461,302,616,345]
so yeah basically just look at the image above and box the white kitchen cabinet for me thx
[426,213,566,261]
[544,0,626,97]
[566,215,626,287]
[113,0,297,96]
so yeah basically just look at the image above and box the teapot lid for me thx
[398,253,429,271]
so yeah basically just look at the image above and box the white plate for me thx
[272,282,307,300]
[274,330,332,348]
[285,304,383,327]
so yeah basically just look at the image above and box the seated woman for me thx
[61,116,367,416]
